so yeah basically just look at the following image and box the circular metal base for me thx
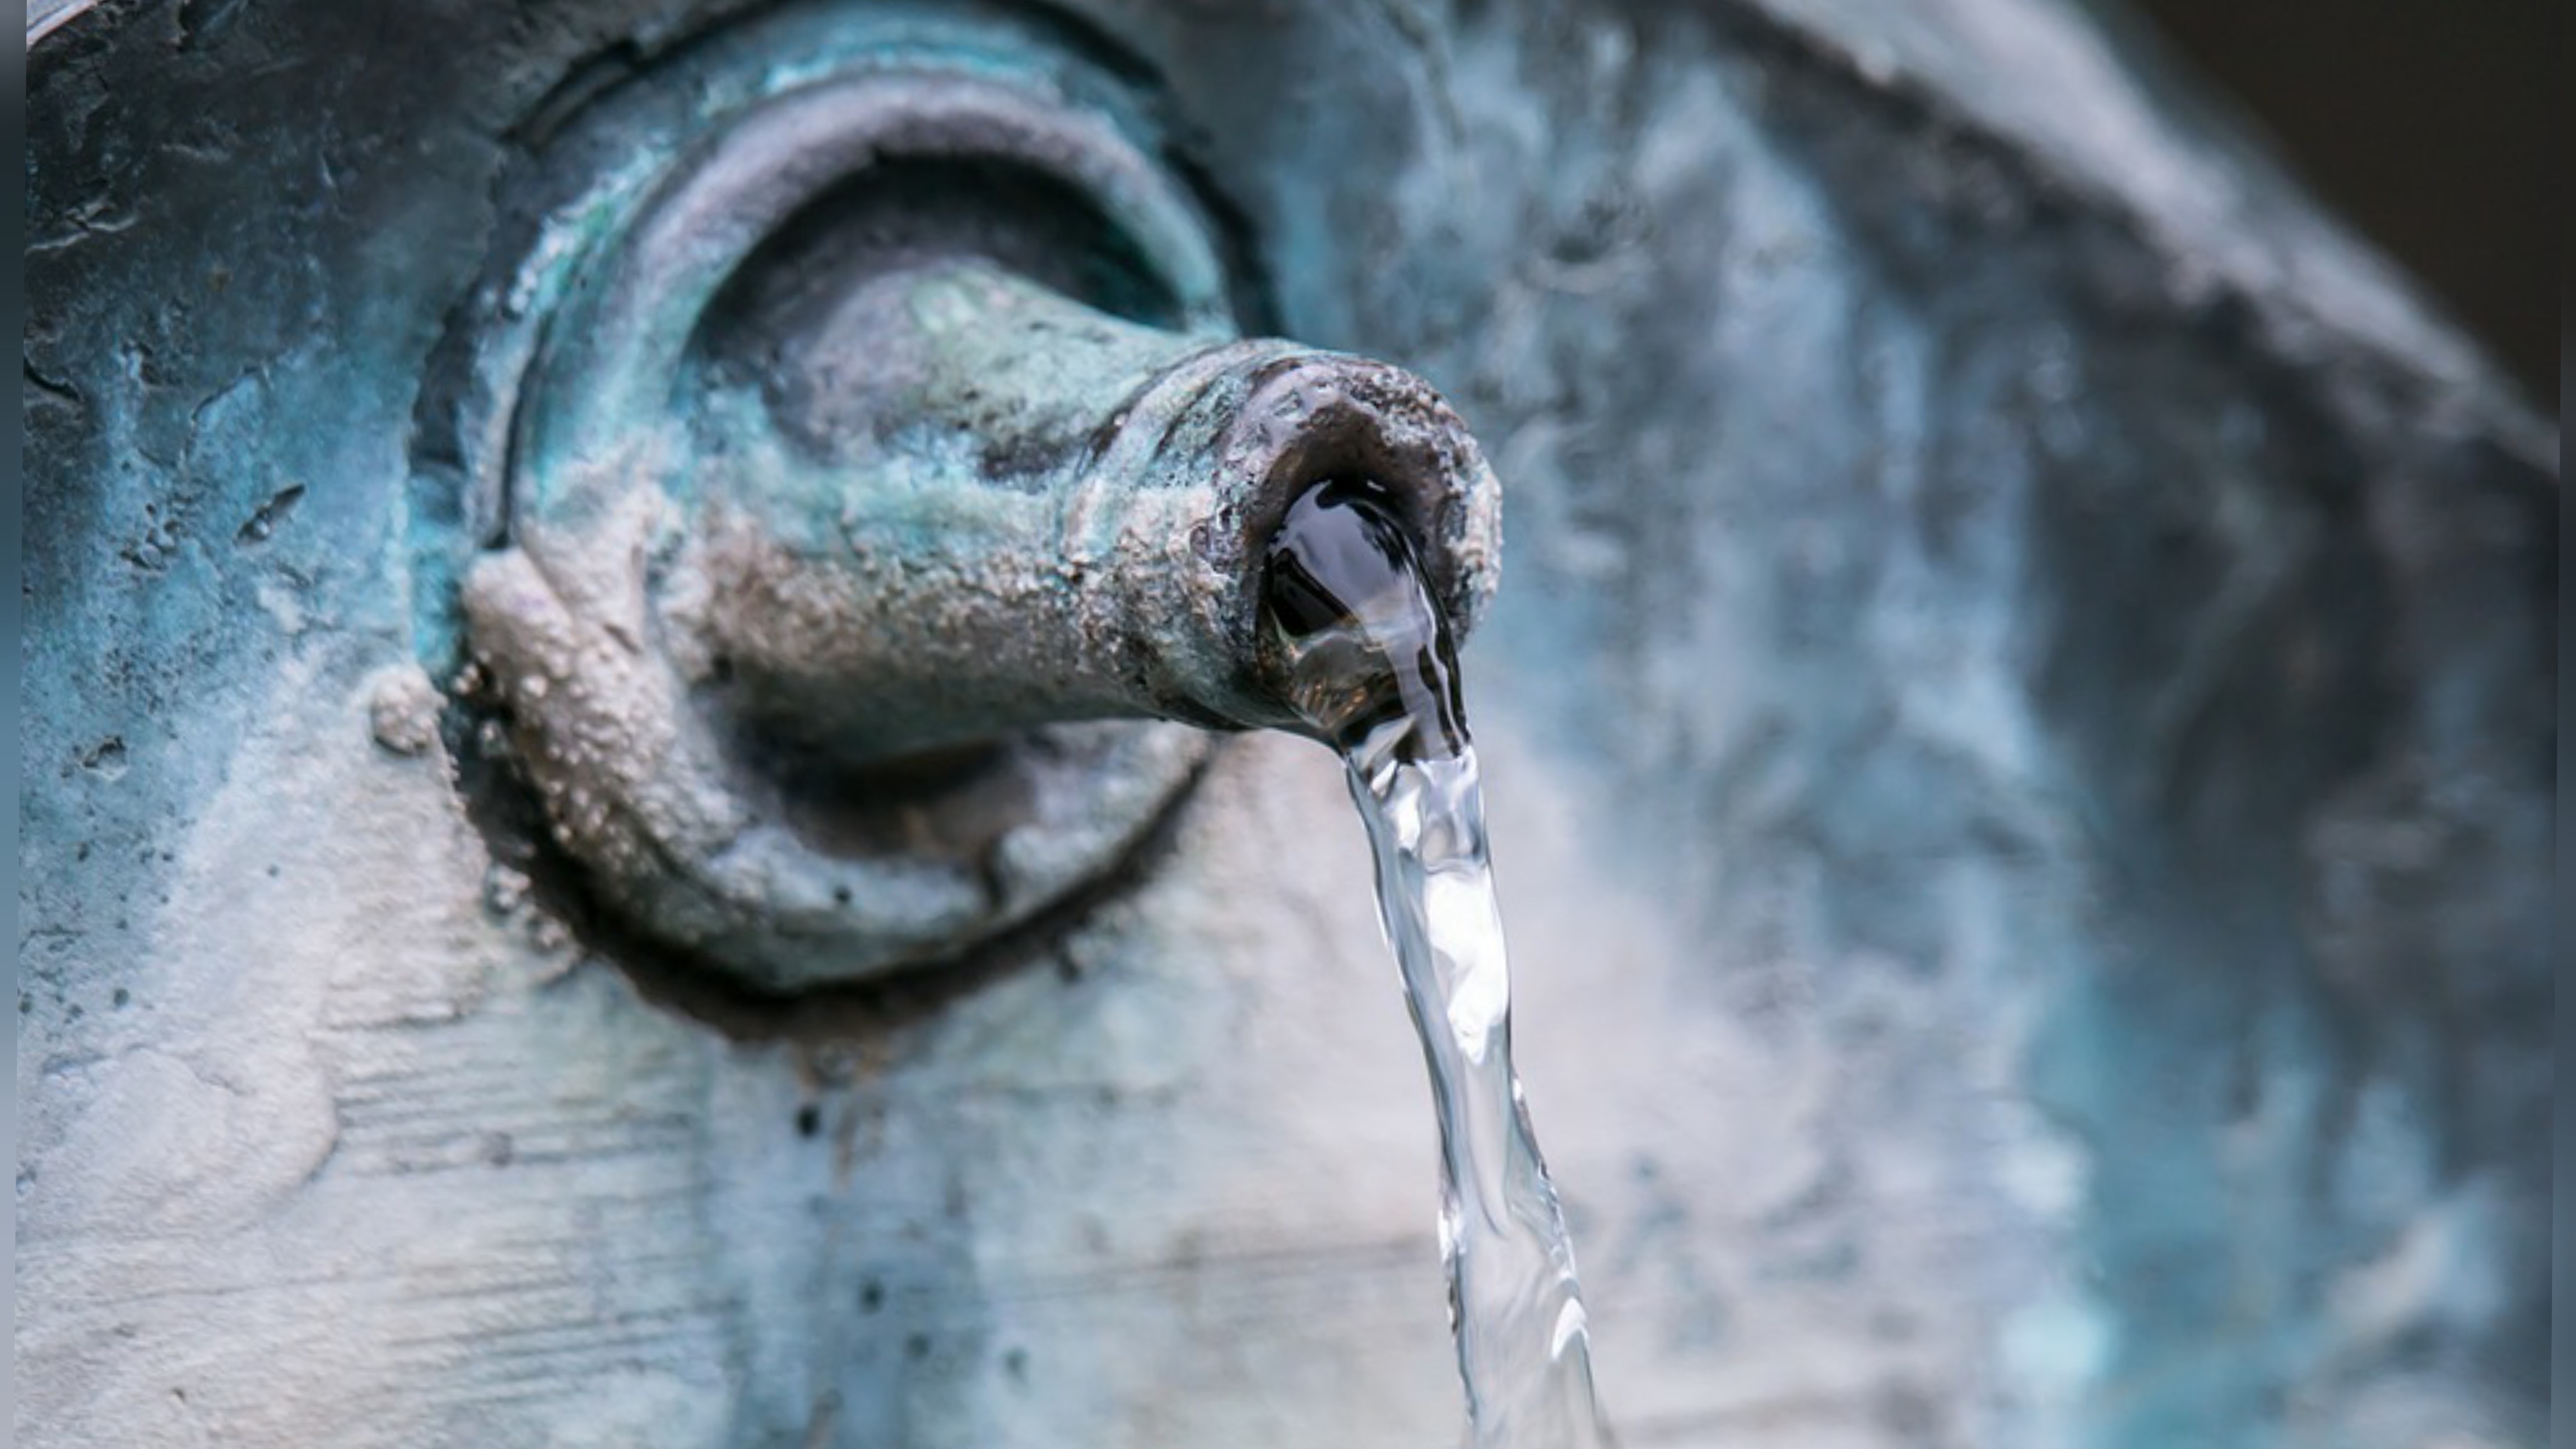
[413,4,1241,991]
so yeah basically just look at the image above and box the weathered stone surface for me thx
[21,1,2550,1446]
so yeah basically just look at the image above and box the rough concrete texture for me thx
[21,2,2551,1448]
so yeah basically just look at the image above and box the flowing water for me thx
[1265,480,1614,1449]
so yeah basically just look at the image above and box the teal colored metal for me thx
[21,1,2553,1445]
[438,32,1498,988]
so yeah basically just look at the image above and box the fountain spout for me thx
[652,262,1498,760]
[452,72,1497,991]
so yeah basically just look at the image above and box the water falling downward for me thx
[1265,480,1614,1449]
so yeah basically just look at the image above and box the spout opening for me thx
[1204,355,1502,723]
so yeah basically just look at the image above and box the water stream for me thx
[1265,480,1614,1449]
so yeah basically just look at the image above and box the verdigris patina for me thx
[431,16,1499,991]
[21,1,2551,1446]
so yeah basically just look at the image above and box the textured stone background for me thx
[21,1,2552,1446]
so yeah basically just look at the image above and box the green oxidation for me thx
[1267,480,1614,1449]
[21,0,2553,1443]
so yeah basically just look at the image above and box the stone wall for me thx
[21,1,2551,1444]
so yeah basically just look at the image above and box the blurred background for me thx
[2129,0,2555,397]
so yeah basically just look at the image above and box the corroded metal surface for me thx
[21,1,2552,1446]
[436,23,1499,990]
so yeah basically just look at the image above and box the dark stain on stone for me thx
[236,484,305,544]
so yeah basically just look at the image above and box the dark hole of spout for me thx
[1261,479,1467,762]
